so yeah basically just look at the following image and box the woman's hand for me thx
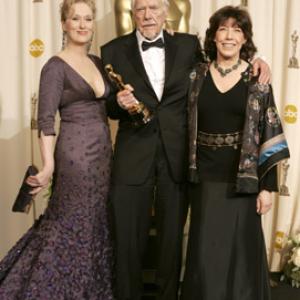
[26,167,53,195]
[256,190,273,215]
[252,57,271,84]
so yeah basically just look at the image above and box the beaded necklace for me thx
[213,59,241,77]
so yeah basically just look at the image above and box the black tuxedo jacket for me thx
[101,30,203,185]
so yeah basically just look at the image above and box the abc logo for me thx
[29,39,44,57]
[284,104,298,124]
[274,231,285,250]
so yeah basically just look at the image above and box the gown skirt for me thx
[181,181,271,300]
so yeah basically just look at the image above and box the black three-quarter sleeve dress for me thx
[181,71,274,300]
[0,55,114,300]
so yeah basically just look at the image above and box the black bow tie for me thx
[141,38,165,51]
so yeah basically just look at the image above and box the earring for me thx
[87,32,94,52]
[61,31,67,50]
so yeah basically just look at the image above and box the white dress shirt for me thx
[136,30,165,101]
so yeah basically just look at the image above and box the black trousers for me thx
[110,139,187,300]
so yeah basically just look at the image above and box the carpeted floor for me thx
[271,283,300,300]
[269,273,300,300]
[141,273,300,299]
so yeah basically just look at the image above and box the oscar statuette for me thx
[105,64,153,127]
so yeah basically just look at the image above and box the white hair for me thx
[131,0,170,10]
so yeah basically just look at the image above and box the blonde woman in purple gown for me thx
[0,1,114,299]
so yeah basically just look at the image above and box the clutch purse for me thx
[12,165,39,213]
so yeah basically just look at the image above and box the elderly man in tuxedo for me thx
[101,1,269,299]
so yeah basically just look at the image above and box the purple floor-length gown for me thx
[0,55,114,299]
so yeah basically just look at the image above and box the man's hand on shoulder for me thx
[252,57,271,84]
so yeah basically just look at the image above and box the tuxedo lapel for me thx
[163,31,178,92]
[124,32,157,98]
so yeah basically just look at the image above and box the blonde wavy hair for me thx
[60,0,96,22]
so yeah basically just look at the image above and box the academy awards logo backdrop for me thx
[284,105,298,124]
[29,39,44,57]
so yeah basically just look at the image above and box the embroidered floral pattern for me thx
[187,63,289,193]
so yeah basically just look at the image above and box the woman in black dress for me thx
[0,0,114,299]
[181,6,290,300]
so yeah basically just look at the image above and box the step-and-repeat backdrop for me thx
[0,0,299,271]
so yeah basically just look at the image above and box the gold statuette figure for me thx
[279,159,290,196]
[240,0,248,7]
[105,64,153,127]
[114,0,191,36]
[288,30,299,69]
